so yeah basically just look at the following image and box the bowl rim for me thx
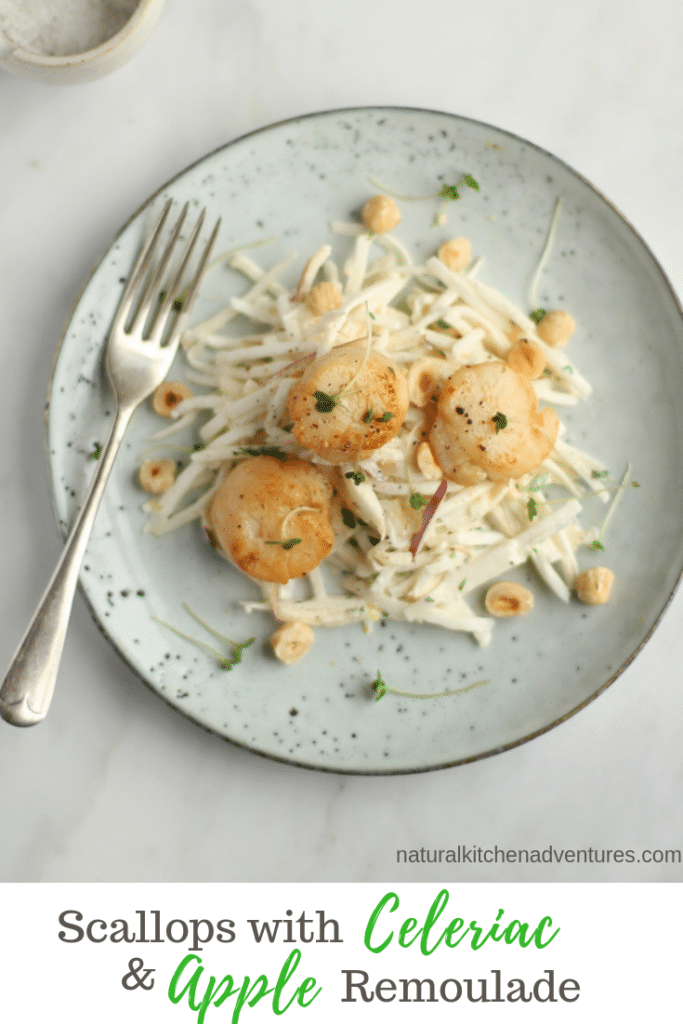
[0,0,161,68]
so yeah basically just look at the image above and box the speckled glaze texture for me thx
[47,107,683,773]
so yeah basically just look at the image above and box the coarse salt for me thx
[0,0,140,57]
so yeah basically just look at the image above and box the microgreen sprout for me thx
[528,196,564,311]
[586,463,638,552]
[380,411,394,422]
[492,411,508,433]
[529,308,547,324]
[527,497,539,522]
[345,471,366,485]
[154,603,254,672]
[433,174,480,225]
[439,184,461,202]
[371,670,488,702]
[367,172,480,226]
[409,492,429,511]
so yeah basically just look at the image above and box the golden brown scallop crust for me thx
[430,362,559,483]
[286,343,409,463]
[207,456,335,585]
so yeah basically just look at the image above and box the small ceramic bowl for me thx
[0,0,164,85]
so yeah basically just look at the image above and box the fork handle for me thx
[0,404,134,726]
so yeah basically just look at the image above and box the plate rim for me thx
[45,104,683,774]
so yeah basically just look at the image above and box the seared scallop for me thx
[207,456,335,584]
[430,362,559,484]
[286,343,409,463]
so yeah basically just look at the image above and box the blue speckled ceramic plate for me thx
[47,107,683,773]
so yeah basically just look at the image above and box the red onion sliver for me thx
[260,351,316,383]
[409,478,448,558]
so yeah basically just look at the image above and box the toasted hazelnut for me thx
[506,339,546,379]
[139,458,176,495]
[306,281,342,316]
[575,567,614,605]
[270,621,315,664]
[536,309,576,348]
[485,581,534,617]
[437,236,472,271]
[152,381,192,417]
[416,441,443,480]
[361,194,401,234]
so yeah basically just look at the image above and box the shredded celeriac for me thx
[141,209,615,648]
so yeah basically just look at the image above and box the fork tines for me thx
[119,200,221,344]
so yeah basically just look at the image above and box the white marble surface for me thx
[1,0,682,882]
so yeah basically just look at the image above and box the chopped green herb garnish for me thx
[363,409,374,424]
[530,308,547,324]
[313,390,340,413]
[341,507,357,529]
[409,492,429,511]
[589,539,605,551]
[492,411,508,433]
[345,470,366,485]
[380,411,394,422]
[265,538,302,550]
[527,496,538,522]
[464,173,480,191]
[458,579,466,592]
[238,445,289,461]
[88,442,102,461]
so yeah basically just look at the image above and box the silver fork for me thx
[0,200,221,727]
